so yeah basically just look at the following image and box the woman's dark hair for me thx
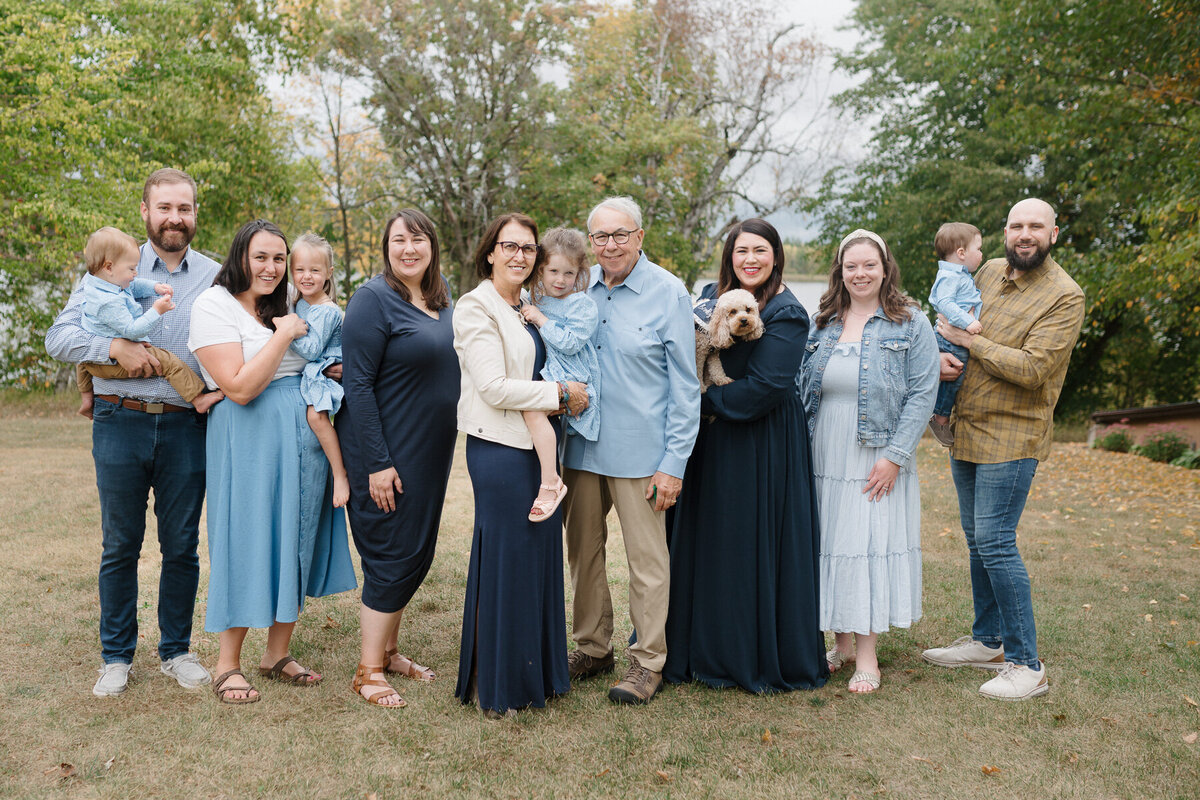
[213,219,290,328]
[717,218,785,309]
[813,234,917,329]
[473,212,545,285]
[381,208,449,310]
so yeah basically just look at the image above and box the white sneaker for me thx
[93,662,132,697]
[921,636,1006,669]
[161,653,211,689]
[979,661,1049,701]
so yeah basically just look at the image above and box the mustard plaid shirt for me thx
[951,256,1085,463]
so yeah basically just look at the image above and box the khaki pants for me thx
[77,345,206,403]
[562,467,670,672]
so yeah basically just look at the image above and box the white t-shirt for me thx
[188,285,308,389]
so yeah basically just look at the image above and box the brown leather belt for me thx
[96,394,192,414]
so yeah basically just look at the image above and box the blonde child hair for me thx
[85,227,139,275]
[293,231,337,301]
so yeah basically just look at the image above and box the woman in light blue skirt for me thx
[190,220,356,704]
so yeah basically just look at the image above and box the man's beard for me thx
[1005,241,1051,271]
[147,222,194,253]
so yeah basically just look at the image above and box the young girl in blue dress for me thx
[519,227,600,522]
[290,233,350,507]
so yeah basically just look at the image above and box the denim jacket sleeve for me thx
[883,312,940,467]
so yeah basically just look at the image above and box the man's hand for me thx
[939,352,963,382]
[564,381,588,416]
[935,313,975,348]
[322,363,343,381]
[645,471,682,512]
[110,338,161,377]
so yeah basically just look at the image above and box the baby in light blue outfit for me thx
[927,222,983,445]
[74,226,220,418]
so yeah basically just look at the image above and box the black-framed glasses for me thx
[496,241,539,257]
[588,229,637,246]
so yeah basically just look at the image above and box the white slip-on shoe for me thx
[921,636,1006,669]
[93,662,132,697]
[161,653,212,689]
[979,661,1049,701]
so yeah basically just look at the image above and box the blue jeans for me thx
[949,457,1039,666]
[933,333,969,418]
[92,397,207,664]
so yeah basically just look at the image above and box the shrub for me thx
[1133,424,1191,463]
[1169,449,1200,469]
[1093,423,1134,453]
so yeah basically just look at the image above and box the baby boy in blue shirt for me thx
[927,222,983,446]
[75,226,222,418]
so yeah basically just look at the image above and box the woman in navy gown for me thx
[338,209,459,707]
[664,218,828,693]
[451,213,589,717]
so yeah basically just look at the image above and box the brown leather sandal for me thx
[383,647,435,682]
[258,656,321,686]
[212,669,260,704]
[352,663,405,707]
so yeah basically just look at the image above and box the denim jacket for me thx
[799,306,939,468]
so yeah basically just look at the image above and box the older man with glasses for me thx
[560,196,700,705]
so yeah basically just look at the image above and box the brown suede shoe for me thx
[607,660,662,705]
[567,649,614,680]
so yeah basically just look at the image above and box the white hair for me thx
[587,196,643,232]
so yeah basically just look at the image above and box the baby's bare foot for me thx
[332,472,350,508]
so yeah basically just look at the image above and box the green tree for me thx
[0,0,309,387]
[554,0,827,285]
[823,0,1200,414]
[330,0,580,295]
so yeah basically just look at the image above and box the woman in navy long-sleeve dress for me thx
[337,209,460,707]
[664,218,828,693]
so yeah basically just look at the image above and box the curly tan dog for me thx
[695,288,765,392]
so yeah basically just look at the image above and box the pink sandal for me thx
[529,480,568,522]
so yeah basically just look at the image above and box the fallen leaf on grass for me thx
[761,728,772,744]
[1183,732,1198,744]
[104,757,114,770]
[1144,614,1154,622]
[365,793,378,800]
[911,755,942,771]
[1149,599,1158,605]
[1063,752,1079,765]
[322,616,339,629]
[1082,604,1093,612]
[981,765,1001,776]
[1184,695,1199,708]
[655,770,672,784]
[1181,594,1190,602]
[592,768,610,778]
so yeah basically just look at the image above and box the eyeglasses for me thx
[496,241,539,258]
[588,229,637,246]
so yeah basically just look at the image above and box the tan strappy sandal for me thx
[351,663,406,707]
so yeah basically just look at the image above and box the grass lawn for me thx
[1,397,1197,799]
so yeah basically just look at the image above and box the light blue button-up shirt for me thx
[929,260,983,329]
[45,243,220,405]
[79,274,164,341]
[561,252,700,479]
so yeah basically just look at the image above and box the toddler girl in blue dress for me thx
[289,233,350,507]
[519,227,600,522]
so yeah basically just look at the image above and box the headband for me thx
[837,229,889,261]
